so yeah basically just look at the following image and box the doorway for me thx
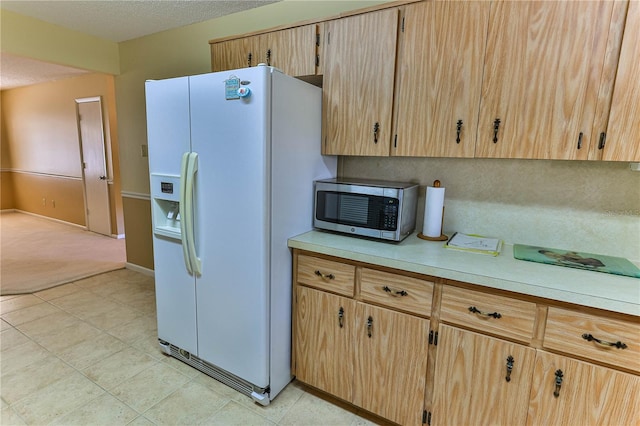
[75,96,111,236]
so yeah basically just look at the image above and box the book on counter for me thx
[445,232,503,256]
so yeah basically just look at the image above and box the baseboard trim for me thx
[126,263,154,277]
[7,209,86,230]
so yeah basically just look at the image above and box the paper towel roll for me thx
[422,185,445,238]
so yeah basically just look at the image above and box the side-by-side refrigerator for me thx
[145,65,336,404]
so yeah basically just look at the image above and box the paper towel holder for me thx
[417,180,448,242]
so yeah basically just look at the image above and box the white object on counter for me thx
[422,183,445,238]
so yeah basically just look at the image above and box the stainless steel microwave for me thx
[313,178,418,242]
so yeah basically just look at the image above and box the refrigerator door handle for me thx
[180,152,194,274]
[184,152,202,275]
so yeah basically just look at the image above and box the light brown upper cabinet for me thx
[476,1,618,160]
[211,25,318,77]
[266,26,318,77]
[322,9,399,156]
[211,35,264,72]
[601,1,640,161]
[393,1,490,157]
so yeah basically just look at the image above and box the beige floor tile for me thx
[107,314,157,344]
[73,271,123,290]
[1,301,63,326]
[278,391,359,426]
[0,406,26,425]
[128,415,156,425]
[129,330,165,360]
[11,372,105,424]
[56,332,127,370]
[0,356,75,404]
[0,328,30,352]
[84,302,145,331]
[82,347,158,390]
[0,340,51,375]
[51,393,139,425]
[34,282,82,301]
[143,380,229,425]
[233,380,306,424]
[0,319,12,331]
[31,320,102,354]
[16,311,81,341]
[110,362,191,412]
[50,291,123,320]
[204,400,276,425]
[0,295,43,315]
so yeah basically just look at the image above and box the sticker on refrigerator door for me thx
[225,77,240,100]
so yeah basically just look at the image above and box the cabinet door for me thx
[476,1,614,159]
[527,351,640,425]
[294,286,355,402]
[322,9,399,156]
[604,0,640,161]
[267,25,317,77]
[393,1,489,157]
[210,36,264,72]
[354,303,429,426]
[432,325,536,426]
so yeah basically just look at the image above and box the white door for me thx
[76,97,111,236]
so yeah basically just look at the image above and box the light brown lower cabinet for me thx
[431,325,536,426]
[295,285,430,425]
[292,251,639,426]
[527,351,640,425]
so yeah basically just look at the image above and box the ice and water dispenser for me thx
[151,173,182,240]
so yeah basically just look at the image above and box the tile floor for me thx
[1,269,384,425]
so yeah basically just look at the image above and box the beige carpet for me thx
[0,211,126,295]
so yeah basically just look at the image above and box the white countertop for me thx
[288,230,640,316]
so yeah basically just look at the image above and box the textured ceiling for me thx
[0,0,279,90]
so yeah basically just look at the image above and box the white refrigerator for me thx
[145,65,336,404]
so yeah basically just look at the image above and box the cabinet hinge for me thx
[316,55,319,67]
[402,17,405,33]
[429,330,438,346]
[394,134,398,148]
[422,410,431,425]
[316,33,320,47]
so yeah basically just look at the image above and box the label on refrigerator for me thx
[225,77,240,100]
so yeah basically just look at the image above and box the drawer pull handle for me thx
[505,355,514,382]
[382,286,408,297]
[468,306,502,319]
[582,333,628,349]
[553,369,563,398]
[314,270,335,280]
[367,316,373,338]
[338,307,344,328]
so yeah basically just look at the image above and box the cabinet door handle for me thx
[247,52,252,67]
[577,132,584,150]
[505,355,514,382]
[456,120,463,144]
[582,333,628,349]
[468,306,502,319]
[338,307,344,328]
[366,316,373,338]
[553,369,564,398]
[598,132,606,150]
[373,122,380,144]
[493,118,501,143]
[314,270,335,280]
[382,285,408,297]
[266,49,272,66]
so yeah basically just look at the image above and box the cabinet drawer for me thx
[544,307,640,373]
[360,268,433,316]
[297,254,355,297]
[440,286,537,343]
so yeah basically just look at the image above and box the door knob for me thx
[99,176,107,180]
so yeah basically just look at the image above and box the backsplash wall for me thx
[340,158,640,262]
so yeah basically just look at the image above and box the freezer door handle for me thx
[184,152,202,275]
[180,152,194,274]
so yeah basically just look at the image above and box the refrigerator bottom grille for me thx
[159,340,270,405]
